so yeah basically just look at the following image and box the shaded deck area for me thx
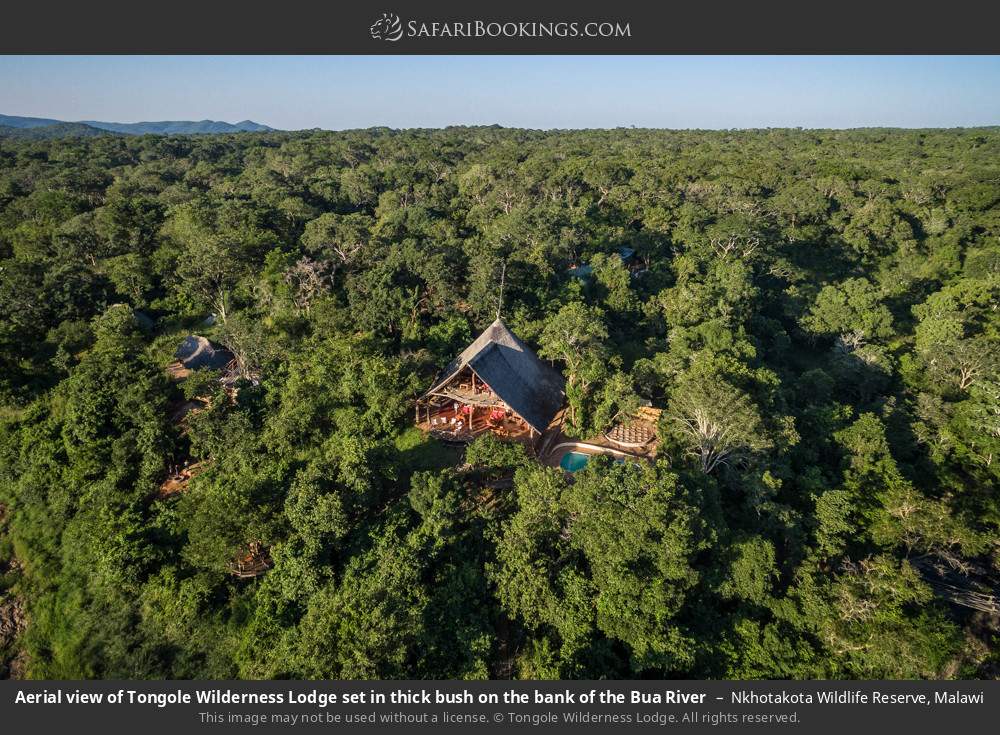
[416,367,541,445]
[415,405,534,445]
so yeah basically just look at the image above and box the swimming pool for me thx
[558,450,628,472]
[559,451,591,472]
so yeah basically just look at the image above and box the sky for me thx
[1,55,998,130]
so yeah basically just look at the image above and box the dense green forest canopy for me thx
[0,126,998,679]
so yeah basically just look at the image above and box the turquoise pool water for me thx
[559,451,628,472]
[559,451,591,472]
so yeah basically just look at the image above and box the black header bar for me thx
[2,0,1000,54]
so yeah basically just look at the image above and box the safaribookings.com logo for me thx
[370,13,404,41]
[369,13,631,42]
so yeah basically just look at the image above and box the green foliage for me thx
[491,461,707,676]
[802,278,894,341]
[665,357,774,474]
[464,433,531,474]
[0,127,997,680]
[719,537,778,606]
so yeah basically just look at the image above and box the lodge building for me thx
[414,318,566,449]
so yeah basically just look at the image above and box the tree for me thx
[300,211,372,270]
[174,234,248,322]
[564,460,705,672]
[292,521,427,678]
[282,256,332,315]
[802,278,894,342]
[793,556,961,679]
[914,280,999,392]
[492,460,706,676]
[538,302,610,434]
[217,314,273,381]
[167,198,272,322]
[666,361,772,474]
[103,253,154,307]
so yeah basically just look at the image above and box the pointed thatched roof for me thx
[424,319,566,433]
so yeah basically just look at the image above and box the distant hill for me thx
[0,122,111,139]
[80,119,274,135]
[0,114,65,129]
[0,114,274,135]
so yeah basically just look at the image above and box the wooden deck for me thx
[228,542,273,578]
[539,407,660,468]
[165,360,192,381]
[434,383,506,408]
[416,407,534,445]
[604,419,656,448]
[156,460,209,498]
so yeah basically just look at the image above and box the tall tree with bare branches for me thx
[666,363,772,474]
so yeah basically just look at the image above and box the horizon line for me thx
[4,112,1000,134]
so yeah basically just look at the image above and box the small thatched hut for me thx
[167,335,234,380]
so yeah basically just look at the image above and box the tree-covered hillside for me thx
[0,127,997,679]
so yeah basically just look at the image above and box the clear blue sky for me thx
[1,56,998,130]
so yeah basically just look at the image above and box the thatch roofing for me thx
[425,319,566,433]
[174,335,233,371]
